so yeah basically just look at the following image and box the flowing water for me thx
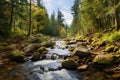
[0,41,79,80]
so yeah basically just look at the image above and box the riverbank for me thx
[61,32,120,80]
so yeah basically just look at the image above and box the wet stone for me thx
[77,65,88,71]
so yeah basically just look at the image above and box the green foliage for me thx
[70,0,120,36]
[32,5,48,34]
[57,9,65,27]
[102,31,120,41]
[0,0,11,38]
[11,28,27,41]
[59,26,67,37]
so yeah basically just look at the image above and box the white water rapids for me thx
[25,40,79,80]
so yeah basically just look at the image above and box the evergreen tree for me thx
[70,0,81,35]
[0,0,11,38]
[57,9,65,27]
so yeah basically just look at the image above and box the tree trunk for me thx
[9,0,14,29]
[114,0,120,30]
[115,9,120,30]
[13,16,16,32]
[28,0,32,36]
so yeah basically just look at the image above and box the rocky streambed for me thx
[0,40,79,80]
[0,39,120,80]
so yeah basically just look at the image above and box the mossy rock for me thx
[9,50,25,63]
[97,41,106,47]
[0,45,14,52]
[68,46,75,52]
[113,47,119,52]
[66,41,76,45]
[28,35,48,43]
[93,33,103,38]
[62,59,79,69]
[93,54,113,64]
[116,50,120,54]
[28,37,40,43]
[72,47,89,57]
[31,52,41,61]
[41,41,55,47]
[63,38,71,42]
[36,47,48,53]
[70,56,79,62]
[23,44,40,53]
[105,45,117,52]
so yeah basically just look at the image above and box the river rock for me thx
[51,54,59,60]
[41,41,55,47]
[93,54,113,69]
[35,33,44,37]
[36,47,48,53]
[73,47,90,57]
[9,50,25,63]
[66,41,76,45]
[28,37,40,43]
[68,46,75,52]
[62,59,79,69]
[93,54,113,64]
[23,44,40,53]
[77,64,88,71]
[31,52,41,61]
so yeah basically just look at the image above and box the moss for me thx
[98,41,106,47]
[70,56,79,62]
[102,30,120,41]
[41,41,55,47]
[75,36,82,41]
[0,45,14,52]
[9,50,25,63]
[105,45,115,52]
[113,47,119,52]
[36,47,47,53]
[31,52,40,61]
[116,50,120,54]
[93,54,113,64]
[93,33,103,38]
[68,46,75,52]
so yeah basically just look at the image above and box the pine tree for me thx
[57,9,65,27]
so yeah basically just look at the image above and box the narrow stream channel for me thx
[0,41,79,80]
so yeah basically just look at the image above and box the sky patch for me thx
[42,0,74,25]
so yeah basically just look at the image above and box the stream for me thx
[0,41,79,80]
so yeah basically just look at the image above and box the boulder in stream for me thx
[31,52,40,61]
[72,47,90,57]
[62,59,79,69]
